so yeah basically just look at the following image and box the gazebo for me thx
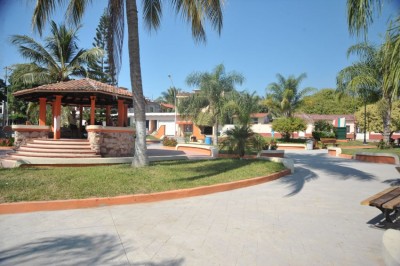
[11,78,135,157]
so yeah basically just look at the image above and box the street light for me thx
[363,88,367,145]
[168,75,177,137]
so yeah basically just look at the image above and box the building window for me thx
[251,117,258,124]
[149,107,154,113]
[346,125,350,133]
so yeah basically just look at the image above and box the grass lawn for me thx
[341,147,400,157]
[0,159,285,203]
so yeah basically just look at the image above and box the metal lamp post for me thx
[363,89,367,145]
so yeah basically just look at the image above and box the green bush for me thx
[0,138,14,147]
[312,131,335,140]
[162,137,178,147]
[272,117,307,141]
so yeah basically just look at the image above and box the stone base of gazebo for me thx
[86,125,135,157]
[12,125,51,149]
[11,125,135,158]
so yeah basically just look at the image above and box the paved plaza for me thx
[0,150,399,265]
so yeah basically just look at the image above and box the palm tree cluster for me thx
[344,0,400,142]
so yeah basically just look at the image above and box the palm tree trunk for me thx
[126,0,149,167]
[213,120,219,145]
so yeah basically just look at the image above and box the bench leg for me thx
[378,207,399,224]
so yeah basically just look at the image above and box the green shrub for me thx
[272,117,307,141]
[162,137,178,147]
[0,138,14,147]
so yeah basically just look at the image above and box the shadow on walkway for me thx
[0,234,125,265]
[280,152,377,197]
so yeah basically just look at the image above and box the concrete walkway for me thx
[1,150,399,265]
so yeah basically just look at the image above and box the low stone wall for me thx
[12,125,50,149]
[175,143,218,158]
[86,126,135,157]
[258,150,285,158]
[276,143,306,150]
[355,152,399,165]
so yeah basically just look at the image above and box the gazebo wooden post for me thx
[79,105,83,134]
[90,96,96,125]
[117,99,124,127]
[106,105,111,126]
[39,97,47,126]
[53,95,62,139]
[124,104,128,126]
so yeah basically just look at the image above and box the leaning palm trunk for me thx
[126,0,149,167]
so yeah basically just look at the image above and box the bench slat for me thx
[361,186,398,206]
[382,195,400,210]
[370,187,400,207]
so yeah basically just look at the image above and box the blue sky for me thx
[0,0,397,100]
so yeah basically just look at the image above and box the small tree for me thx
[272,117,306,141]
[312,120,335,140]
[355,100,400,138]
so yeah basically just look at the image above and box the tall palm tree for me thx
[182,64,244,145]
[265,73,315,118]
[31,0,224,167]
[347,0,400,138]
[11,21,103,85]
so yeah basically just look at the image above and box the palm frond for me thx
[108,0,124,79]
[142,0,163,32]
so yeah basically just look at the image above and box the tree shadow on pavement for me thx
[132,258,185,266]
[0,234,127,265]
[280,152,377,196]
[382,178,400,186]
[279,166,318,197]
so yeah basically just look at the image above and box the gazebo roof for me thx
[13,78,133,107]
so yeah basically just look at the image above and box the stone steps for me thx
[0,138,100,168]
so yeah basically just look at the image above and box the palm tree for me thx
[31,0,224,167]
[11,21,103,85]
[182,64,244,145]
[337,42,383,141]
[265,73,315,118]
[347,0,400,141]
[219,91,263,158]
[157,87,180,106]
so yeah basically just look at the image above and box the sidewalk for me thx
[0,150,398,265]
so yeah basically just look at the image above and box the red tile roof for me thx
[250,113,269,118]
[13,78,132,98]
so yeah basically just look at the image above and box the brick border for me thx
[0,169,290,214]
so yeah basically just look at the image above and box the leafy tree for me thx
[11,21,103,85]
[181,64,244,145]
[298,88,361,114]
[88,9,116,85]
[272,117,307,141]
[264,73,315,118]
[0,79,6,102]
[32,0,224,167]
[355,100,400,137]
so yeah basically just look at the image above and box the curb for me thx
[0,169,291,214]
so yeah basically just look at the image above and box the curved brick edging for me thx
[0,169,291,214]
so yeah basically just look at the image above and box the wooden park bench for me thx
[320,138,338,149]
[361,186,400,224]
